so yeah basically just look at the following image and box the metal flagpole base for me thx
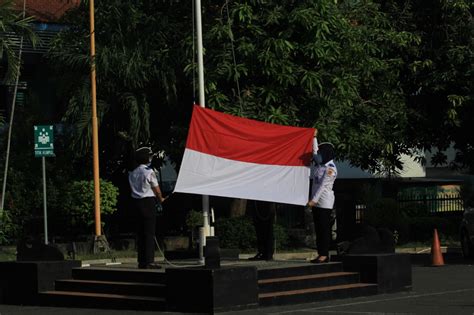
[92,235,110,254]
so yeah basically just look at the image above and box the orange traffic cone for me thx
[430,228,445,267]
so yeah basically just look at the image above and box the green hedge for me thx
[406,216,459,242]
[274,223,289,249]
[63,179,119,232]
[215,217,256,251]
[363,197,460,244]
[363,198,410,244]
[215,216,289,251]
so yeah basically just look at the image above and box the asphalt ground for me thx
[228,262,474,315]
[1,256,473,315]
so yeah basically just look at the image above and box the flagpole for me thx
[195,0,211,263]
[89,0,102,237]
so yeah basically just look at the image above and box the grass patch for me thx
[397,239,460,249]
[0,246,139,262]
[0,246,16,261]
[75,249,137,261]
[397,242,431,248]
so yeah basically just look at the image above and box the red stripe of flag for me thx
[186,105,314,167]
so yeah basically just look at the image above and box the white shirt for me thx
[310,160,337,209]
[129,164,159,199]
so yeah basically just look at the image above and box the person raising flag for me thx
[307,136,337,264]
[129,147,166,269]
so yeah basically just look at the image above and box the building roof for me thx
[14,0,80,22]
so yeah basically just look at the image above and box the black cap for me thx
[135,147,153,164]
[318,143,335,164]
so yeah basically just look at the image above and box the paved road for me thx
[1,260,473,315]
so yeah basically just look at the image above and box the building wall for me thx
[336,153,426,180]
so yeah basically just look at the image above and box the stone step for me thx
[39,290,166,311]
[259,283,378,306]
[258,262,343,280]
[55,279,165,297]
[258,271,360,293]
[72,267,166,284]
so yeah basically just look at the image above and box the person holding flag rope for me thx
[129,147,166,269]
[308,131,337,264]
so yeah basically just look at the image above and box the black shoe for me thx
[310,256,329,264]
[139,263,161,269]
[147,263,162,269]
[248,253,264,261]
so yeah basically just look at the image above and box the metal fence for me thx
[354,193,464,223]
[355,204,366,224]
[398,193,464,213]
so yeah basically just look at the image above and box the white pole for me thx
[196,0,205,109]
[42,157,48,244]
[195,0,210,264]
[0,0,26,216]
[210,207,215,236]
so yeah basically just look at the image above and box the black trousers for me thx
[133,197,157,267]
[250,200,275,259]
[313,207,332,257]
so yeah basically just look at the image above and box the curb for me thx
[79,247,463,266]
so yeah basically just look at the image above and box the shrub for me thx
[400,202,430,217]
[364,198,403,228]
[0,211,19,245]
[0,168,44,244]
[363,197,409,244]
[185,209,204,249]
[215,216,290,251]
[274,223,289,250]
[215,216,256,251]
[461,182,474,208]
[407,216,458,243]
[63,179,119,233]
[185,209,203,231]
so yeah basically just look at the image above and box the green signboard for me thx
[34,125,55,157]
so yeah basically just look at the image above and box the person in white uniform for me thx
[308,139,337,263]
[129,147,166,269]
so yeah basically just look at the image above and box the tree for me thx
[49,0,192,175]
[197,0,420,173]
[50,1,421,174]
[1,0,38,215]
[0,0,37,84]
[63,179,119,232]
[54,0,469,177]
[377,0,473,171]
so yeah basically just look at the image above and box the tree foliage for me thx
[63,179,119,231]
[1,0,472,243]
[0,0,37,84]
[49,0,190,170]
[198,0,420,172]
[50,0,472,174]
[377,0,473,171]
[0,104,79,243]
[0,0,37,127]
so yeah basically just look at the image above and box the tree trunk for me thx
[229,198,247,217]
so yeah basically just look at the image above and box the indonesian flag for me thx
[174,105,314,205]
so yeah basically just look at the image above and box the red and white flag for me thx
[174,105,314,205]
